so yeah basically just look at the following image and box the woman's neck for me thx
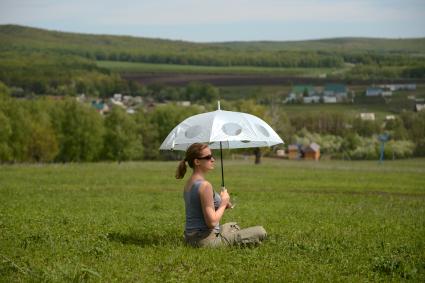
[191,168,206,181]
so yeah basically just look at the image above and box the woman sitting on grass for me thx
[176,143,267,247]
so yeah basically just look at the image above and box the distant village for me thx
[284,82,424,117]
[79,83,423,118]
[284,83,418,104]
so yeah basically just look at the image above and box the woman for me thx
[176,143,267,247]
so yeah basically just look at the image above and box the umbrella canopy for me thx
[159,103,284,188]
[159,109,283,151]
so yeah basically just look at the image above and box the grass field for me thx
[97,60,345,77]
[1,159,424,282]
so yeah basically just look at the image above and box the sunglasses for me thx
[197,154,214,160]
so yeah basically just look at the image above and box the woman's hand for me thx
[221,187,233,209]
[220,188,230,208]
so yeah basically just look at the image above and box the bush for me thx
[346,136,414,160]
[293,128,343,155]
[414,138,425,157]
[349,145,379,160]
[384,140,415,159]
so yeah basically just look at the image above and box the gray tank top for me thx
[184,180,221,233]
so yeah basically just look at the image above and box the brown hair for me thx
[175,143,209,179]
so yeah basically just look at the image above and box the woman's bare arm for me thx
[199,181,229,228]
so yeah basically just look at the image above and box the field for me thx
[1,159,424,282]
[97,60,345,76]
[218,85,424,120]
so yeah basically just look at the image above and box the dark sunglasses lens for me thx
[199,155,213,160]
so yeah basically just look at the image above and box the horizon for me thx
[1,0,425,43]
[3,23,425,44]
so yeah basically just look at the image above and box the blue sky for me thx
[1,0,424,42]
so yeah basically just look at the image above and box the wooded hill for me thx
[218,37,425,53]
[2,24,425,68]
[1,24,425,96]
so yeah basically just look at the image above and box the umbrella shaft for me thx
[220,142,225,188]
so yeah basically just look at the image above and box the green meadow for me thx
[1,159,424,282]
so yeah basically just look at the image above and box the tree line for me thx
[0,51,132,97]
[1,47,423,101]
[0,84,206,163]
[1,81,424,163]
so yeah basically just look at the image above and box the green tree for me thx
[26,100,59,162]
[6,101,32,162]
[55,99,104,162]
[28,121,59,162]
[384,118,408,140]
[203,84,220,103]
[341,132,361,152]
[103,107,143,162]
[0,81,11,98]
[0,82,12,161]
[267,103,294,144]
[401,111,425,156]
[232,99,268,120]
[134,110,160,160]
[185,82,219,103]
[352,118,381,137]
[0,110,12,162]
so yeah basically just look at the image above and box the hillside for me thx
[1,24,425,96]
[2,24,425,69]
[0,24,209,55]
[2,25,425,55]
[216,37,425,53]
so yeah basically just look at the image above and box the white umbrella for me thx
[160,102,284,187]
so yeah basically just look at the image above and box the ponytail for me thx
[175,159,187,179]
[176,143,208,179]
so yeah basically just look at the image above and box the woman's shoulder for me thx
[198,180,213,193]
[184,178,208,192]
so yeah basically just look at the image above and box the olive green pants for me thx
[185,222,267,248]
